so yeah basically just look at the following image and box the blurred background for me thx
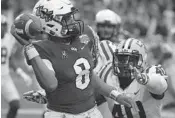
[1,0,175,118]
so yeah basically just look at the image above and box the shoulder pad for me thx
[101,40,116,52]
[145,65,166,76]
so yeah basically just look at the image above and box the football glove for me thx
[130,65,149,85]
[110,90,139,112]
[23,90,47,104]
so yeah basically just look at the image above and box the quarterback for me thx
[101,38,168,118]
[11,0,137,118]
[1,15,32,118]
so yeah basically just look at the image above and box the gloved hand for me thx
[130,65,149,85]
[23,90,47,104]
[110,90,139,112]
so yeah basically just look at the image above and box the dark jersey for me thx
[33,25,98,114]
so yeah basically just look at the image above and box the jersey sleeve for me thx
[99,40,116,65]
[94,40,116,74]
[25,40,52,65]
[87,26,100,67]
[32,41,52,60]
[42,59,55,73]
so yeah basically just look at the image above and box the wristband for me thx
[25,44,39,60]
[109,90,121,101]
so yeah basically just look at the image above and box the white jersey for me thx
[101,63,165,118]
[1,33,16,76]
[94,40,116,75]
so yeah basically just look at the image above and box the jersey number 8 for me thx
[73,58,91,90]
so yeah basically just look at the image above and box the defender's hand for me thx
[130,65,149,85]
[23,90,47,104]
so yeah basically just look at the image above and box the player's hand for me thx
[23,90,47,104]
[130,65,149,85]
[110,90,139,112]
[116,93,139,112]
[10,24,30,46]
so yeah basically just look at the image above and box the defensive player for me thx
[94,9,121,73]
[94,9,122,118]
[11,0,138,118]
[100,38,168,118]
[94,9,132,75]
[1,15,32,118]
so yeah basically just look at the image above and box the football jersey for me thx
[32,25,99,114]
[100,63,165,118]
[94,40,116,75]
[1,33,16,76]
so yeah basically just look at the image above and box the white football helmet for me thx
[95,9,121,40]
[33,0,83,38]
[95,9,121,25]
[113,38,148,78]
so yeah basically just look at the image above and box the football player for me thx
[11,0,138,118]
[94,9,132,74]
[94,9,120,73]
[99,38,168,118]
[94,9,122,118]
[1,14,32,118]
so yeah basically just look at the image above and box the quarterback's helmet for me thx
[113,38,147,78]
[95,9,121,41]
[33,0,83,38]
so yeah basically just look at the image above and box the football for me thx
[14,13,42,40]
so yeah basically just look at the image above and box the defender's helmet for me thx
[113,38,147,78]
[33,0,84,38]
[95,9,121,41]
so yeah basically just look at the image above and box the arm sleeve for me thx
[87,26,100,67]
[99,40,116,66]
[28,41,57,92]
[42,59,55,74]
[91,70,116,97]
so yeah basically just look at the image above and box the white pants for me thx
[44,106,103,118]
[1,75,20,102]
